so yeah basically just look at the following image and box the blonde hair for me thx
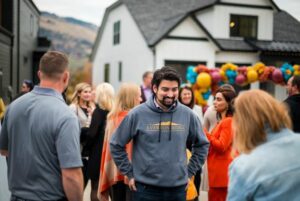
[95,83,115,111]
[105,83,140,137]
[71,82,92,106]
[233,89,291,154]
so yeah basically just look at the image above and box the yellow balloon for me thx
[247,70,258,83]
[196,73,212,88]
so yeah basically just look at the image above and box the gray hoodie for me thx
[110,96,209,187]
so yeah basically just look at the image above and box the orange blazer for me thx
[206,117,233,188]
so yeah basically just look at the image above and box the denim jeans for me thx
[133,182,186,201]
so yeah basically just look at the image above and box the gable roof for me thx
[123,0,218,46]
[91,0,300,60]
[273,11,300,43]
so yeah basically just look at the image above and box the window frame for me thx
[229,14,258,39]
[113,21,120,45]
[104,63,110,82]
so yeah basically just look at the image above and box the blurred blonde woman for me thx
[228,89,300,201]
[98,83,141,201]
[70,82,95,128]
[69,82,95,186]
[85,83,115,201]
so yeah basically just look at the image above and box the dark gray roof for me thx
[91,0,300,60]
[273,11,300,43]
[247,40,300,52]
[123,0,218,46]
[215,39,254,51]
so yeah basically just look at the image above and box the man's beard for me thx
[158,96,176,108]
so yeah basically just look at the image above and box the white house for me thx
[91,0,300,100]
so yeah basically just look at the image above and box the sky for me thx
[33,0,300,26]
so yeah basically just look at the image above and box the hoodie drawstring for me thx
[158,113,162,142]
[169,113,173,141]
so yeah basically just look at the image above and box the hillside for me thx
[38,11,98,60]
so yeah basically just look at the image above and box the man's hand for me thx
[185,178,191,191]
[129,178,137,191]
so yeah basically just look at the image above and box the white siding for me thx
[156,40,217,68]
[92,4,153,89]
[156,17,218,69]
[196,5,274,40]
[220,0,271,6]
[169,17,207,37]
[215,52,259,65]
[196,7,215,37]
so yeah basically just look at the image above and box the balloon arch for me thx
[185,62,300,106]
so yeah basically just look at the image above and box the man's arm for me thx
[62,168,83,201]
[187,113,210,178]
[110,115,135,179]
[0,108,9,156]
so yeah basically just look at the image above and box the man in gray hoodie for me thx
[110,66,209,201]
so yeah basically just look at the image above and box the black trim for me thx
[229,14,258,39]
[216,2,273,10]
[166,36,208,41]
[90,1,123,61]
[190,15,223,50]
[165,60,206,65]
[149,14,188,47]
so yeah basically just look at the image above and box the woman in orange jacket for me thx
[206,86,236,201]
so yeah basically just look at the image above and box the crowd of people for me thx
[0,50,300,201]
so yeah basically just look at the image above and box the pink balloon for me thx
[211,71,222,83]
[235,74,246,85]
[272,69,283,83]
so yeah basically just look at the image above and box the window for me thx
[118,62,122,81]
[113,21,120,45]
[104,64,110,82]
[230,15,258,39]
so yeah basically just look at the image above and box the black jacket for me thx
[284,94,300,133]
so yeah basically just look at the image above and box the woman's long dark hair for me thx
[216,87,236,119]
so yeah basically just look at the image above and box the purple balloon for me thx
[272,69,283,83]
[211,71,222,83]
[235,74,246,85]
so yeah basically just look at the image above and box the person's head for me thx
[287,75,300,96]
[21,80,34,93]
[233,89,291,154]
[95,83,115,111]
[213,85,236,118]
[115,83,141,111]
[178,85,195,109]
[152,66,181,108]
[38,51,69,91]
[142,71,153,88]
[106,83,141,135]
[71,82,92,106]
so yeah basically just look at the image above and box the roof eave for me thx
[90,1,123,61]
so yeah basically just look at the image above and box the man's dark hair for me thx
[23,80,34,91]
[151,66,181,93]
[39,51,69,80]
[292,75,300,91]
